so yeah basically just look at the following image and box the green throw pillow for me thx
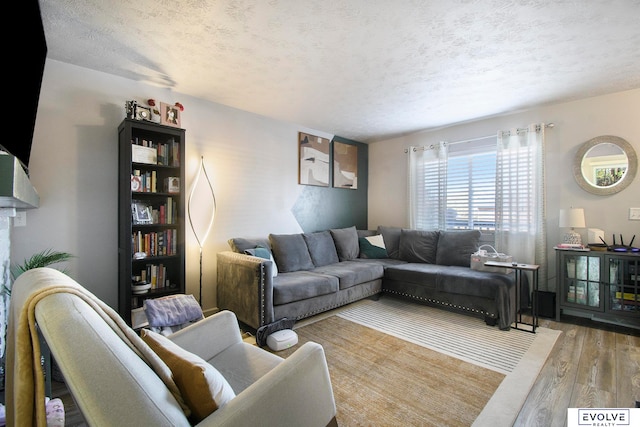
[359,236,388,259]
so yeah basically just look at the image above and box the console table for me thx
[485,261,540,333]
[555,249,639,330]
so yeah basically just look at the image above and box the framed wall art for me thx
[298,132,330,186]
[333,141,358,189]
[160,102,181,127]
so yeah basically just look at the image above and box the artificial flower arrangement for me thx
[148,99,185,111]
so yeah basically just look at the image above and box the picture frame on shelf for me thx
[132,201,152,224]
[135,106,152,121]
[131,174,143,192]
[160,102,181,127]
[164,177,180,193]
[298,132,330,187]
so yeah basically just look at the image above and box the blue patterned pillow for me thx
[244,246,278,277]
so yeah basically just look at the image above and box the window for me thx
[446,139,497,231]
[410,136,497,233]
[408,124,547,285]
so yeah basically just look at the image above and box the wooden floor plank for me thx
[575,327,616,392]
[515,321,585,427]
[616,337,640,408]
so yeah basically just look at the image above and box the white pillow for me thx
[365,234,386,250]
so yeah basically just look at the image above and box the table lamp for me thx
[559,208,585,245]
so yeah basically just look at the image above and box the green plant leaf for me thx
[9,249,75,283]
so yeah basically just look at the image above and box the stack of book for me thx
[555,243,589,251]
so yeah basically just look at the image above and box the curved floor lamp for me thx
[187,156,216,307]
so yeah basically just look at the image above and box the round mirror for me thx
[573,135,637,195]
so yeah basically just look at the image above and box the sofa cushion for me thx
[312,260,384,289]
[303,231,340,267]
[377,226,402,259]
[273,272,339,305]
[358,235,388,259]
[141,329,236,423]
[269,233,315,272]
[383,263,443,289]
[244,246,279,277]
[398,229,439,263]
[330,226,360,261]
[435,230,481,267]
[228,237,271,253]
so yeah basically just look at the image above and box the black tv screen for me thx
[2,0,47,174]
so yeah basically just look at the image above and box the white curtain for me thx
[408,142,448,230]
[495,124,547,287]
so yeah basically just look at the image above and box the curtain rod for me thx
[404,123,555,153]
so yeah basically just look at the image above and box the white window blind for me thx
[446,138,496,231]
[410,137,497,232]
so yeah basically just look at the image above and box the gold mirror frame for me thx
[573,135,637,195]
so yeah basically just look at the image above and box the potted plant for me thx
[0,249,74,390]
[9,248,74,284]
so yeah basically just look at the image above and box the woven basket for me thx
[470,245,512,274]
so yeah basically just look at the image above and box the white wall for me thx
[10,59,333,311]
[368,88,640,291]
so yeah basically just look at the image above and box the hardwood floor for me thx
[50,314,639,426]
[514,314,640,427]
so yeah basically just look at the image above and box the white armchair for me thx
[6,268,337,426]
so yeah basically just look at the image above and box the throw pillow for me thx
[398,229,439,263]
[228,237,270,253]
[435,230,481,267]
[377,226,402,259]
[140,329,236,423]
[303,231,340,267]
[330,226,360,261]
[269,233,315,272]
[358,235,388,259]
[244,246,279,277]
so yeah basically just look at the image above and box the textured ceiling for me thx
[39,0,640,142]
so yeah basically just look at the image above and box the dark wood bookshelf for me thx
[118,118,186,326]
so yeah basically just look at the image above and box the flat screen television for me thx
[1,0,47,175]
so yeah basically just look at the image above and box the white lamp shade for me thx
[559,208,586,228]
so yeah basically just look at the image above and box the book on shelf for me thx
[555,243,589,251]
[614,291,638,301]
[131,144,157,165]
[151,170,157,193]
[575,284,587,305]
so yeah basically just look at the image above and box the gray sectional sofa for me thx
[216,226,524,331]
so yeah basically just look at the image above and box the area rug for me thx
[284,295,561,426]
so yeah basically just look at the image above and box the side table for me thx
[484,261,540,333]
